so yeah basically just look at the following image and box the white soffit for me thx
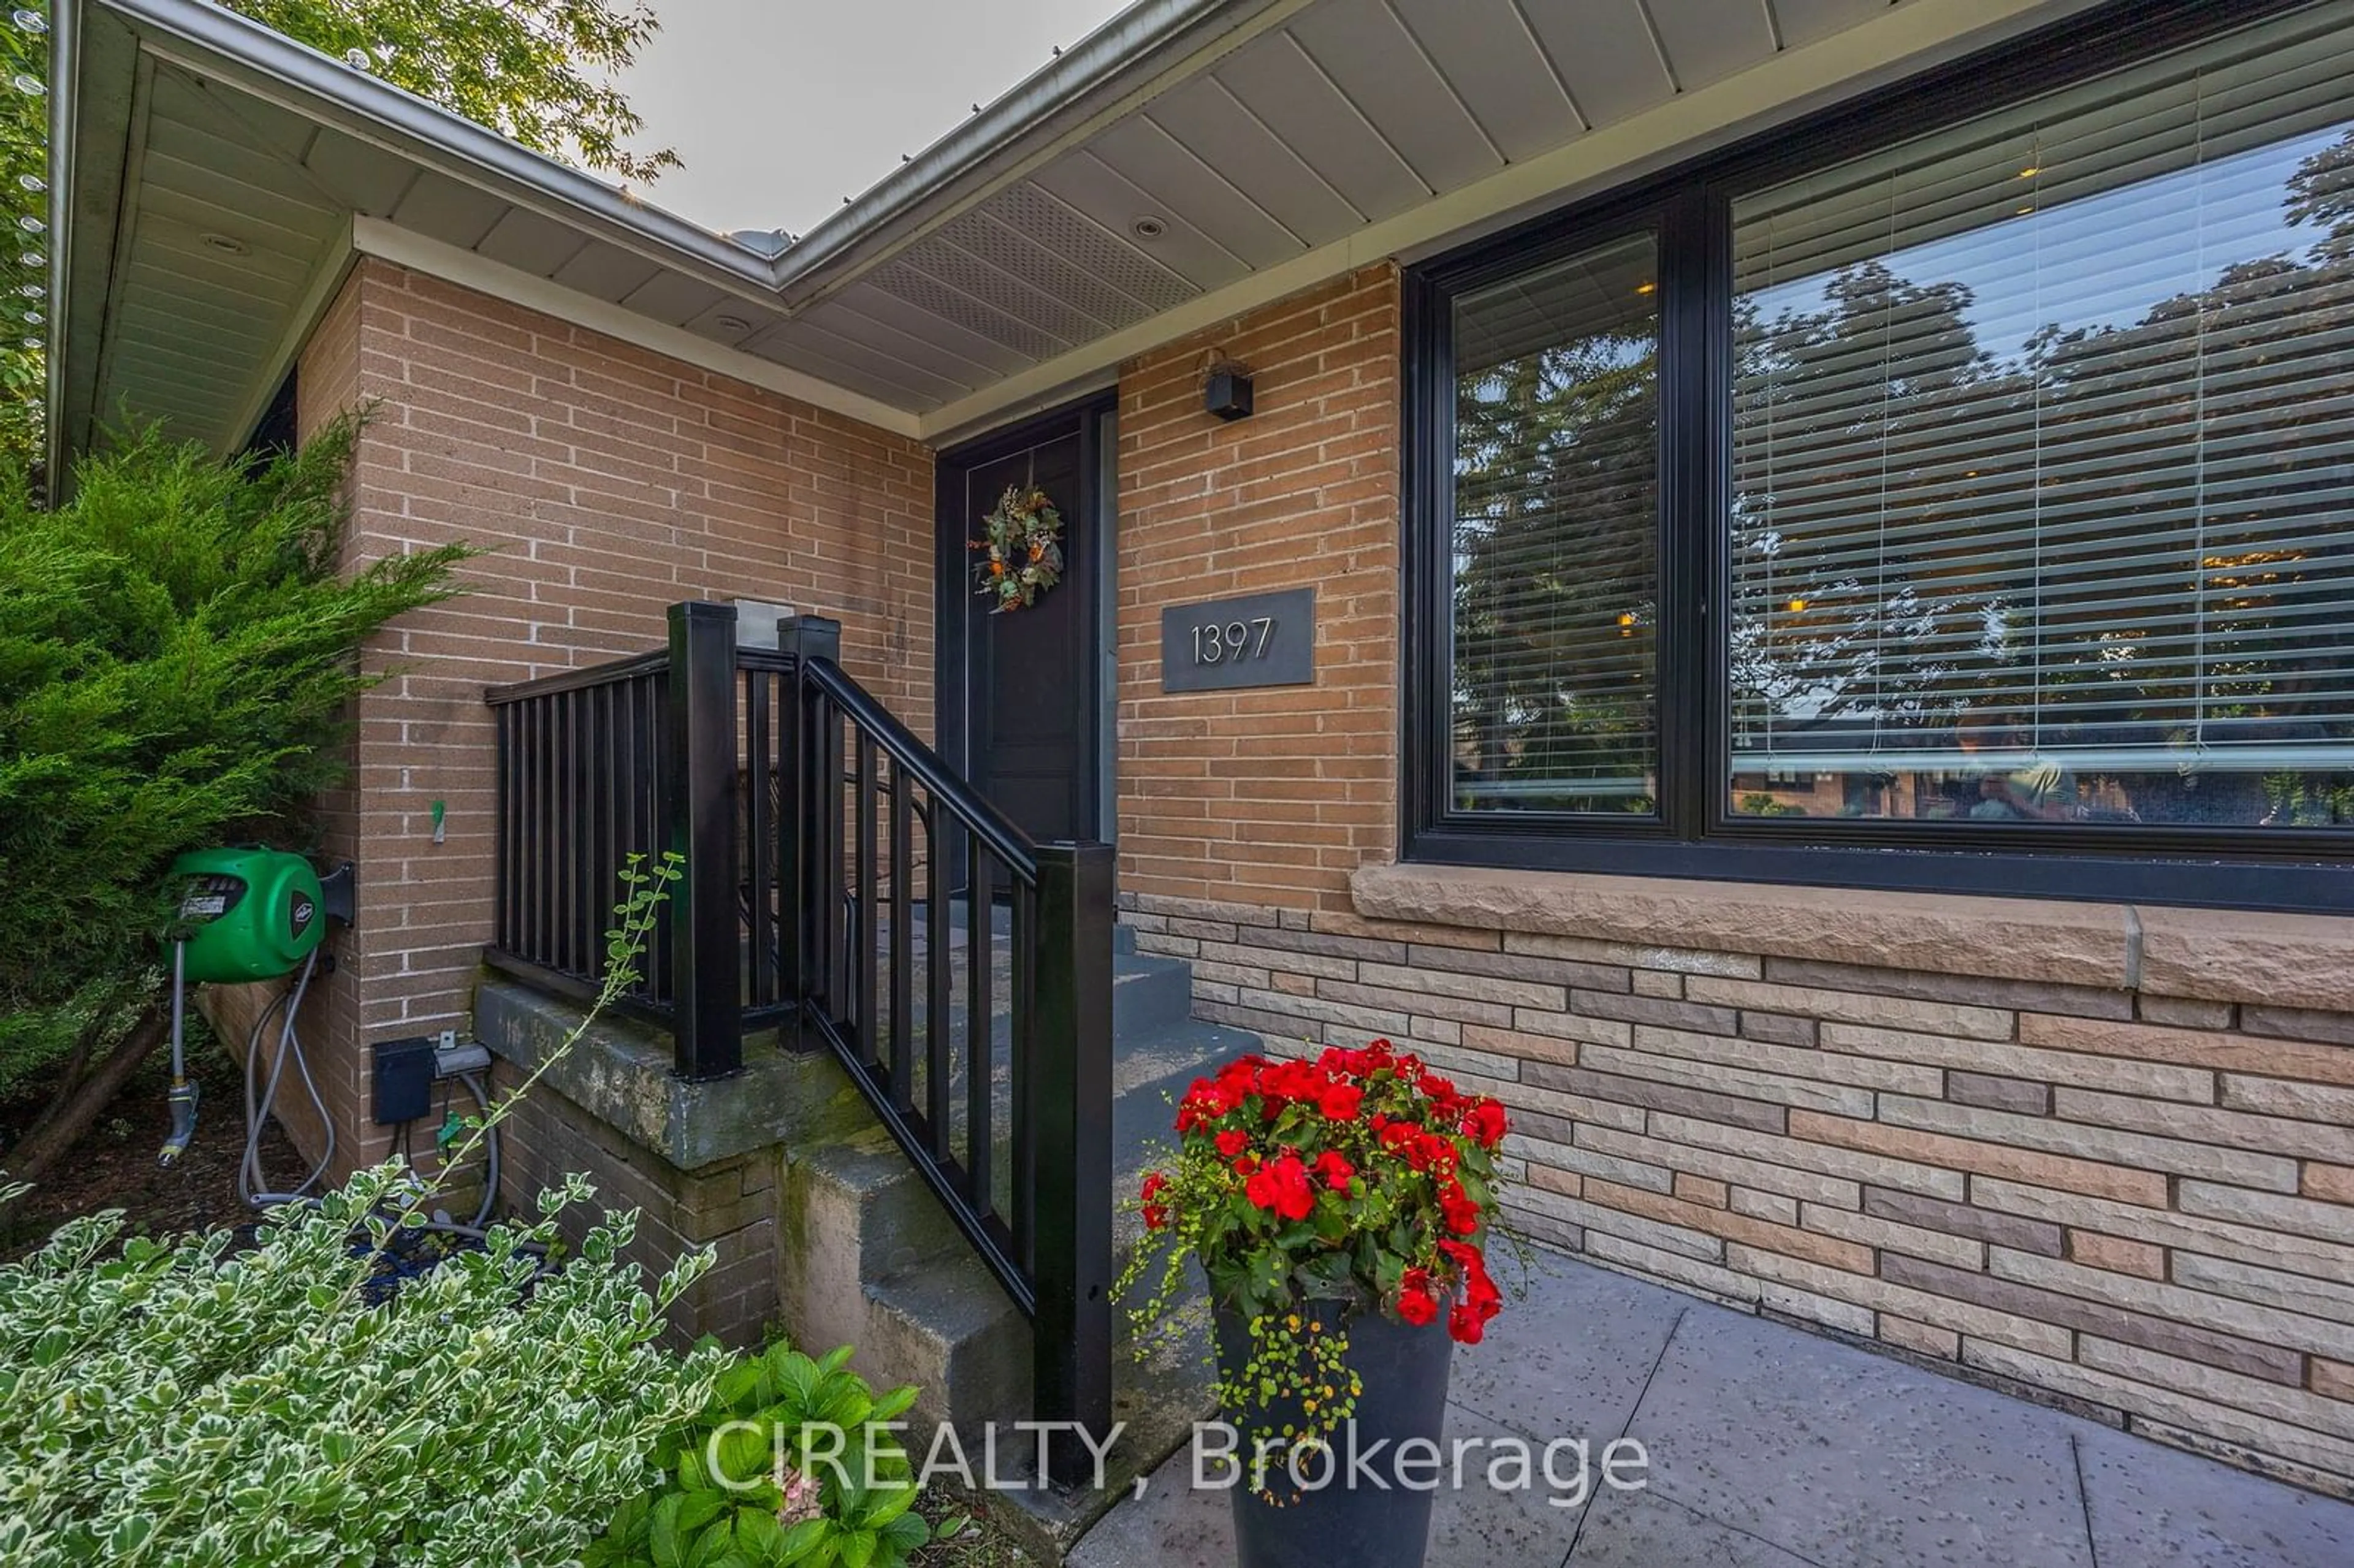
[911,0,2108,441]
[67,0,2112,457]
[78,58,350,453]
[781,0,2095,438]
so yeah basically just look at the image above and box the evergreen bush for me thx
[0,419,467,1161]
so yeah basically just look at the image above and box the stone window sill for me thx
[1350,862,2354,1016]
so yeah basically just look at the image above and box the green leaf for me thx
[732,1507,787,1560]
[649,1493,687,1568]
[676,1491,727,1536]
[858,1482,917,1530]
[775,1518,831,1566]
[683,1518,742,1568]
[713,1421,772,1488]
[715,1361,762,1411]
[1296,1249,1357,1300]
[867,1385,918,1423]
[678,1444,717,1493]
[877,1512,929,1558]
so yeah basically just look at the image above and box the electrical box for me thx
[170,847,327,984]
[372,1037,436,1125]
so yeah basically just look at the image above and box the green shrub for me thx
[0,853,706,1566]
[0,417,468,1013]
[0,1165,723,1567]
[0,418,470,1163]
[589,1341,965,1568]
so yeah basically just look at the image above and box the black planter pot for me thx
[1211,1297,1455,1568]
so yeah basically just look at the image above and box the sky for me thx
[611,0,1130,238]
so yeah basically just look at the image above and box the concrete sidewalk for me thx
[1068,1249,2354,1568]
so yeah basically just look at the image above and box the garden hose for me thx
[424,1071,498,1231]
[234,958,500,1231]
[158,940,200,1168]
[238,948,333,1207]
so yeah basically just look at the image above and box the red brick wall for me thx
[1113,265,1401,913]
[244,259,934,1173]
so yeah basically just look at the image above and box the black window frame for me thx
[1401,0,2354,915]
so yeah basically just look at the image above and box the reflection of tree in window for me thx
[1452,236,1659,815]
[1731,67,2354,832]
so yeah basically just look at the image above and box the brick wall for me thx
[498,1068,782,1347]
[1113,265,1400,913]
[238,257,934,1174]
[1123,871,2354,1493]
[210,242,2354,1493]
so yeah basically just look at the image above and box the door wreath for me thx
[970,484,1064,614]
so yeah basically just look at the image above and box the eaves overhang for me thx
[50,0,2108,473]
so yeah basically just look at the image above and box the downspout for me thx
[44,0,77,495]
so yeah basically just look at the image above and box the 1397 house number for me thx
[1191,616,1276,666]
[1160,587,1315,693]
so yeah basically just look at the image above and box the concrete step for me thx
[888,931,1193,1061]
[982,1012,1235,1564]
[1111,951,1208,1052]
[777,1125,968,1368]
[783,937,1250,1552]
[1112,1011,1254,1246]
[1111,1018,1259,1196]
[860,1249,1030,1439]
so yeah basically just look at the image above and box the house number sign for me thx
[1160,587,1316,693]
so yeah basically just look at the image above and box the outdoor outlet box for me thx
[170,847,330,984]
[372,1036,436,1126]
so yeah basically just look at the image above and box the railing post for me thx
[776,616,842,1039]
[666,599,742,1080]
[1030,840,1115,1477]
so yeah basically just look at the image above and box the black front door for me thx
[937,401,1110,844]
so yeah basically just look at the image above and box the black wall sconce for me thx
[1204,359,1254,422]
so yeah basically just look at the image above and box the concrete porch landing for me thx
[1070,1249,2354,1568]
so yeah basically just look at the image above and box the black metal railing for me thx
[486,601,1112,1464]
[487,647,675,1014]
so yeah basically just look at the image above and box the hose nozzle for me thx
[159,1079,200,1168]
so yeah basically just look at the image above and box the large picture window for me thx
[1405,0,2354,907]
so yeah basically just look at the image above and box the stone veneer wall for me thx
[1121,866,2354,1494]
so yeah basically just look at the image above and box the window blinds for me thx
[1729,6,2354,829]
[1452,234,1661,815]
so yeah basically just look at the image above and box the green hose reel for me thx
[170,847,335,984]
[158,847,352,1171]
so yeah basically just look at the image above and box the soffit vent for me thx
[983,182,1200,314]
[892,238,1106,348]
[935,204,1165,335]
[864,257,1068,361]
